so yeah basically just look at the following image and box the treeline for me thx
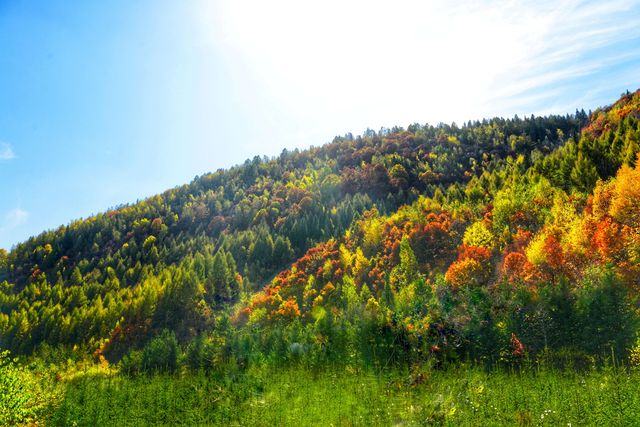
[0,108,586,355]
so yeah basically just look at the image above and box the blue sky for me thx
[1,0,640,249]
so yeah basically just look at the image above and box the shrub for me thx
[0,350,48,425]
[120,349,143,376]
[185,334,218,372]
[141,330,179,374]
[118,330,181,375]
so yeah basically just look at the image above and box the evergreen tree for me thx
[209,250,231,305]
[570,152,599,192]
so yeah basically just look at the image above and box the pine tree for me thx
[570,152,599,192]
[209,250,231,305]
[70,267,83,287]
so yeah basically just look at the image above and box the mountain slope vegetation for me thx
[1,91,639,373]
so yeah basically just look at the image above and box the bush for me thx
[120,330,180,375]
[0,350,50,425]
[141,330,179,374]
[185,334,218,371]
[119,349,143,376]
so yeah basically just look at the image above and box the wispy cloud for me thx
[486,0,640,114]
[0,208,28,249]
[3,208,29,229]
[0,142,15,160]
[195,0,640,127]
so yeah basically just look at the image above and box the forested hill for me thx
[3,112,585,291]
[237,90,640,364]
[1,90,639,364]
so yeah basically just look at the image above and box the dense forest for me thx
[2,90,640,425]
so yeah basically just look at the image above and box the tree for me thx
[608,157,640,228]
[70,267,83,287]
[156,267,205,335]
[576,270,635,357]
[273,236,295,267]
[0,249,7,272]
[209,250,231,305]
[390,237,419,288]
[463,221,494,249]
[249,227,275,268]
[502,252,533,284]
[141,329,179,373]
[381,280,396,310]
[570,152,599,192]
[445,258,485,289]
[445,245,493,289]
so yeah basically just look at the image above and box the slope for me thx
[2,91,636,363]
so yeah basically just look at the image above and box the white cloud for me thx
[192,0,640,137]
[0,143,15,160]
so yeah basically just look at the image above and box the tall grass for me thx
[50,363,640,426]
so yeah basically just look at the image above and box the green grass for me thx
[49,364,640,426]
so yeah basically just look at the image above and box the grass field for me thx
[46,363,640,426]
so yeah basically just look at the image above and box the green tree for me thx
[141,329,179,373]
[390,236,419,288]
[209,250,231,305]
[570,152,599,192]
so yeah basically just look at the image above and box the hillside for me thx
[0,90,638,369]
[235,90,640,365]
[2,90,640,426]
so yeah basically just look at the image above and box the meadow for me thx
[45,363,640,426]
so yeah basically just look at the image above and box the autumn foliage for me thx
[2,88,640,371]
